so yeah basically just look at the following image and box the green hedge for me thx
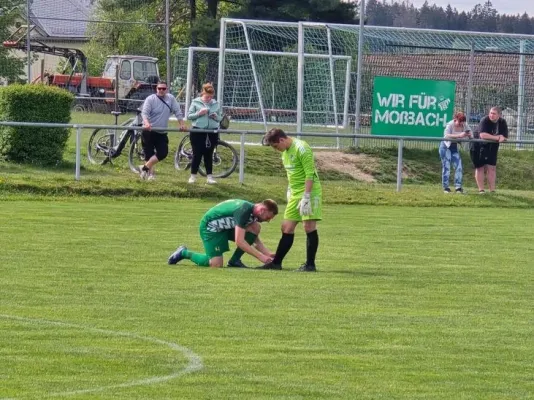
[0,84,74,165]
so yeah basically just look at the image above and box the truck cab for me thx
[102,55,159,99]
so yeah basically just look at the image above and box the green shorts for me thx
[284,192,322,222]
[199,225,234,257]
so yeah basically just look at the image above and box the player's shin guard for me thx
[273,233,294,265]
[228,232,257,264]
[306,230,319,267]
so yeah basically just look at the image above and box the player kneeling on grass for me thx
[168,199,278,268]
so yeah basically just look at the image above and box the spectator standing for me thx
[439,112,472,194]
[470,106,508,193]
[140,81,186,180]
[187,83,222,184]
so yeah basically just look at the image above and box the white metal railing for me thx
[1,120,534,191]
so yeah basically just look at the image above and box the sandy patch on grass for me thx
[315,151,378,183]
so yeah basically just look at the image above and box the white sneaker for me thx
[207,176,217,184]
[188,175,197,184]
[147,173,156,181]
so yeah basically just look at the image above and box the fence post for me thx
[465,43,475,124]
[396,138,403,192]
[343,59,352,129]
[185,47,194,113]
[26,0,31,83]
[75,125,82,181]
[217,18,227,109]
[165,0,171,85]
[517,40,526,149]
[239,132,246,184]
[326,25,340,148]
[353,0,366,147]
[296,21,305,137]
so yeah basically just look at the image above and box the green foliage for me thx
[233,0,359,23]
[366,0,534,34]
[85,2,163,76]
[0,84,73,165]
[257,42,349,116]
[0,0,25,82]
[471,84,519,113]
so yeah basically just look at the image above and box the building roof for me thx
[29,0,95,39]
[364,53,534,89]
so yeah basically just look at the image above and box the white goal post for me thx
[216,18,352,134]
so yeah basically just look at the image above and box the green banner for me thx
[371,77,456,137]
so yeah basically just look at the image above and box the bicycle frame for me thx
[174,134,238,178]
[103,110,143,159]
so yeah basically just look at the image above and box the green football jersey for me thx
[281,138,321,195]
[200,199,256,233]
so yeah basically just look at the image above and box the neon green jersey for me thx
[281,138,321,195]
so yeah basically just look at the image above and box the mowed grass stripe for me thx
[0,199,533,399]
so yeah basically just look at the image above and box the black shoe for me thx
[255,262,282,270]
[443,188,451,194]
[455,187,465,194]
[227,259,249,268]
[295,263,317,272]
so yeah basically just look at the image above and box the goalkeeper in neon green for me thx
[259,128,322,272]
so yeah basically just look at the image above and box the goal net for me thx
[173,20,352,146]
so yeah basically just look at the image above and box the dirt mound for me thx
[315,151,378,182]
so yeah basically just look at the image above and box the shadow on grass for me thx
[1,160,84,173]
[482,191,534,208]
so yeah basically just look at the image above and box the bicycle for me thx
[174,133,238,178]
[87,108,144,173]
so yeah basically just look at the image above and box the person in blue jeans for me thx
[439,112,472,194]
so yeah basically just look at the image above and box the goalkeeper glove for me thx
[298,193,312,216]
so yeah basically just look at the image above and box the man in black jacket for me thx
[470,107,508,193]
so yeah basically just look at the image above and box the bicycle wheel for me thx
[128,132,144,173]
[203,140,238,178]
[87,128,113,165]
[174,135,193,172]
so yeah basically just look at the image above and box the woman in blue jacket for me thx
[187,83,222,184]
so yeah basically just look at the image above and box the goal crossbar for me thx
[185,47,351,124]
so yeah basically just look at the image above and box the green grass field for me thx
[2,111,534,398]
[1,199,533,399]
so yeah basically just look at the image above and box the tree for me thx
[393,3,417,28]
[417,1,447,29]
[366,0,394,26]
[516,13,533,34]
[234,0,359,24]
[0,0,25,83]
[187,0,239,89]
[444,5,455,29]
[85,0,166,76]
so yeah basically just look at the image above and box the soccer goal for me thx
[220,19,352,132]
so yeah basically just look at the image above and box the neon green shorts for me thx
[199,226,234,257]
[284,192,322,222]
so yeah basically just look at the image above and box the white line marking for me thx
[0,314,203,398]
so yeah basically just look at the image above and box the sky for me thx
[408,0,534,16]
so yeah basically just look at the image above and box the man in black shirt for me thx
[471,106,508,193]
